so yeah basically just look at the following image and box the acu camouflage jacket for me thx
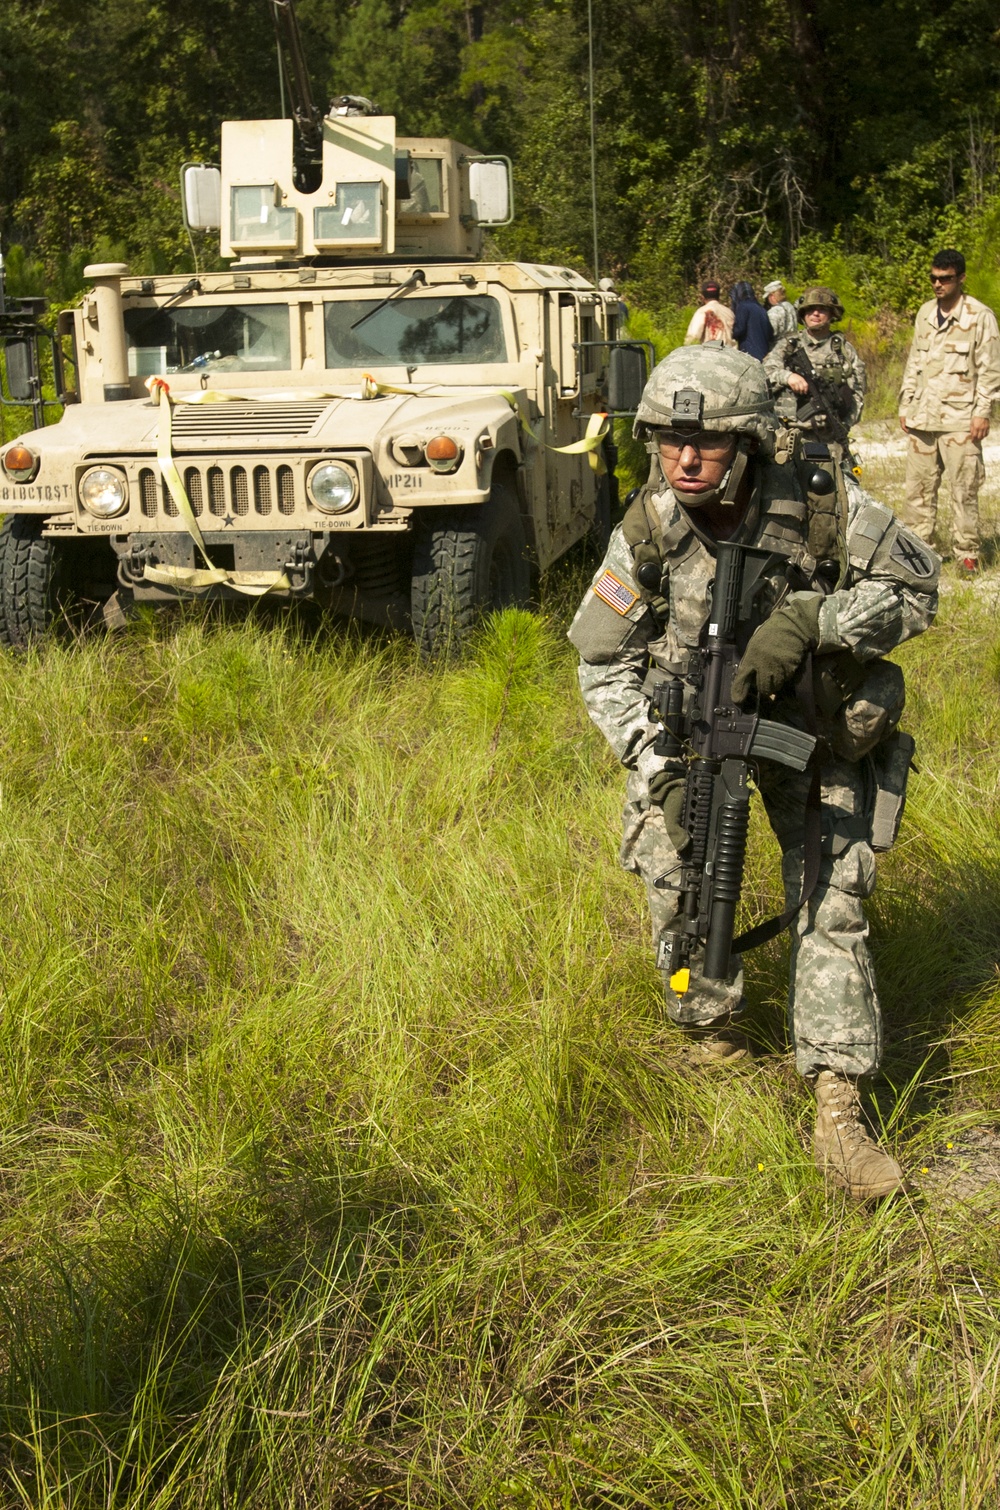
[569,456,938,786]
[764,330,867,430]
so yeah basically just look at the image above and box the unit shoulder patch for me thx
[888,532,936,579]
[593,570,639,616]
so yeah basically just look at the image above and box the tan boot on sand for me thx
[675,1022,751,1068]
[813,1070,906,1199]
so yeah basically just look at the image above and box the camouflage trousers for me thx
[903,428,985,557]
[621,754,882,1078]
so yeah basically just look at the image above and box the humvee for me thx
[0,2,648,652]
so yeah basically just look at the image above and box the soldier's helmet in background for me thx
[633,344,778,450]
[795,286,845,322]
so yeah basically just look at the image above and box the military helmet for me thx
[633,344,777,448]
[795,286,844,321]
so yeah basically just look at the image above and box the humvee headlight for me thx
[79,466,128,518]
[2,444,39,483]
[307,461,357,514]
[425,435,462,473]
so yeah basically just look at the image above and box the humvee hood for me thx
[13,388,525,457]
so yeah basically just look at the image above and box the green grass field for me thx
[0,486,999,1507]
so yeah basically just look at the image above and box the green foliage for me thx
[2,0,1000,310]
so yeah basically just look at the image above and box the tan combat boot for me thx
[813,1071,906,1199]
[675,1020,751,1068]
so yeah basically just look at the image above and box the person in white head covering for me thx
[764,280,797,342]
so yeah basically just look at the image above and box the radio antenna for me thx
[587,0,599,283]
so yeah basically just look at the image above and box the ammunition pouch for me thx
[794,436,848,575]
[814,654,905,762]
[866,730,916,853]
[622,483,670,618]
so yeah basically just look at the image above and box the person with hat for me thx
[764,287,866,454]
[899,248,1000,576]
[684,281,735,347]
[764,280,797,342]
[568,343,938,1200]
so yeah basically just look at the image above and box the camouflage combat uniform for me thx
[899,292,1000,558]
[764,328,867,441]
[570,356,937,1080]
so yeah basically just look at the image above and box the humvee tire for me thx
[410,478,531,655]
[0,517,115,648]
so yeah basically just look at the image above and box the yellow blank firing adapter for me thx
[670,968,691,995]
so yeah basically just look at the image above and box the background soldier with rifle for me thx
[764,287,866,464]
[569,345,938,1200]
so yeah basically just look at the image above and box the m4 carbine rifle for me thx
[649,541,817,992]
[786,343,854,453]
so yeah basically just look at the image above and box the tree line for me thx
[1,0,998,314]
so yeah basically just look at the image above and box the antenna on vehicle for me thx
[276,31,287,120]
[587,0,599,285]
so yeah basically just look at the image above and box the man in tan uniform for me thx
[900,248,1000,574]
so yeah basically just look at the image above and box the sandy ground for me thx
[851,421,1000,606]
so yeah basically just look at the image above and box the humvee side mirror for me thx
[607,343,649,414]
[4,338,34,402]
[181,163,222,231]
[467,157,514,226]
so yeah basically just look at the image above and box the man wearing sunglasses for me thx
[569,344,939,1200]
[899,249,1000,576]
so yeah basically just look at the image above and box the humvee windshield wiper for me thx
[129,277,202,331]
[350,269,426,330]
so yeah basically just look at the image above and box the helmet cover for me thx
[795,286,845,321]
[633,343,778,448]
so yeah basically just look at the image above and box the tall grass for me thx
[0,545,997,1506]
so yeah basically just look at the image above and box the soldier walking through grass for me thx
[569,345,939,1200]
[899,248,1000,577]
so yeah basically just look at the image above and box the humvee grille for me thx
[169,401,330,439]
[253,466,272,515]
[140,469,158,518]
[231,466,250,516]
[208,466,226,516]
[184,468,204,514]
[139,467,179,517]
[277,465,295,515]
[136,462,300,520]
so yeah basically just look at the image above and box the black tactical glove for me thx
[647,769,691,854]
[731,594,823,707]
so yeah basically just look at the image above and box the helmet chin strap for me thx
[718,442,751,505]
[686,438,754,508]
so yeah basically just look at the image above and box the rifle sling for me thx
[731,654,823,954]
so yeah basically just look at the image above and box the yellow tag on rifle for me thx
[670,968,691,995]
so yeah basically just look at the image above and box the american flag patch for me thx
[593,570,639,616]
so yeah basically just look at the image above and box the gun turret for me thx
[270,0,324,191]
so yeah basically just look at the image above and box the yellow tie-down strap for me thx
[499,391,610,474]
[142,374,452,595]
[144,378,294,595]
[143,376,610,594]
[168,375,449,405]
